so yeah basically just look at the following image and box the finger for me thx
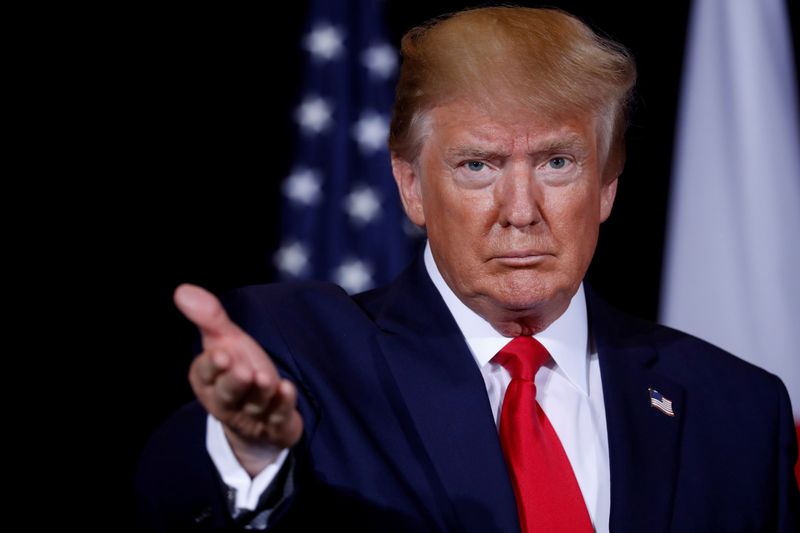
[191,350,231,386]
[173,283,241,339]
[267,380,303,448]
[267,379,298,425]
[214,361,258,407]
[175,283,278,376]
[241,370,279,416]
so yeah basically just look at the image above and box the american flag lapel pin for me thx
[648,387,675,417]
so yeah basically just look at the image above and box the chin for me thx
[494,293,552,313]
[486,284,552,311]
[486,272,575,313]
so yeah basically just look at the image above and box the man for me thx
[137,7,800,532]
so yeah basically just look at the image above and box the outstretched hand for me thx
[174,284,303,475]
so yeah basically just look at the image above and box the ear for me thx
[391,153,426,227]
[599,176,618,223]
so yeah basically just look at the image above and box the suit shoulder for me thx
[590,292,784,391]
[648,320,782,387]
[218,281,364,328]
[223,280,351,308]
[352,284,392,320]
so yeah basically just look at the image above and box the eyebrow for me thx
[532,134,590,155]
[444,146,511,160]
[444,134,590,161]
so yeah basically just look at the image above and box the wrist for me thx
[223,426,285,477]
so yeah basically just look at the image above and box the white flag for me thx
[661,0,800,419]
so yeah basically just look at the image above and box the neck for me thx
[465,294,571,337]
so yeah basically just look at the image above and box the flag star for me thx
[352,112,389,154]
[333,259,373,294]
[274,242,310,277]
[296,96,333,134]
[344,187,382,224]
[283,168,323,205]
[304,24,345,61]
[361,43,398,79]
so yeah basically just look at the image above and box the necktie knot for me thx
[492,336,549,381]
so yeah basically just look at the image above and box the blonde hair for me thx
[388,7,637,178]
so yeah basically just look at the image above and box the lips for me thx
[496,249,549,258]
[492,250,553,266]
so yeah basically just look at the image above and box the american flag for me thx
[275,0,424,293]
[649,388,675,417]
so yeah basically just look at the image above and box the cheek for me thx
[547,186,602,254]
[424,179,496,232]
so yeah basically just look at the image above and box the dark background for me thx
[92,0,798,524]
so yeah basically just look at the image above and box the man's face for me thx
[393,100,618,334]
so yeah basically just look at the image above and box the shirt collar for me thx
[423,241,590,395]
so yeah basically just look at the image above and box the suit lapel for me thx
[372,256,520,533]
[588,290,685,533]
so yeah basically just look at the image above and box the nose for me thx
[496,161,542,228]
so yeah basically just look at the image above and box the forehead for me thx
[424,99,599,153]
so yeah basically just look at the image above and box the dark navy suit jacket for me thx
[137,255,800,532]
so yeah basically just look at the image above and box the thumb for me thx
[174,283,240,339]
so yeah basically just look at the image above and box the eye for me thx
[466,161,486,171]
[548,157,567,169]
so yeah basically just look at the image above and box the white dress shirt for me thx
[207,241,611,531]
[206,416,289,510]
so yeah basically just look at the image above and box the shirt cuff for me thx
[206,414,290,510]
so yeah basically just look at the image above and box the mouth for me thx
[492,250,553,267]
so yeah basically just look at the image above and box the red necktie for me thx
[493,336,593,533]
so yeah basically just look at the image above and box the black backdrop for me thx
[106,0,798,524]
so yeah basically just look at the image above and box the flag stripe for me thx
[661,0,800,418]
[661,0,800,486]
